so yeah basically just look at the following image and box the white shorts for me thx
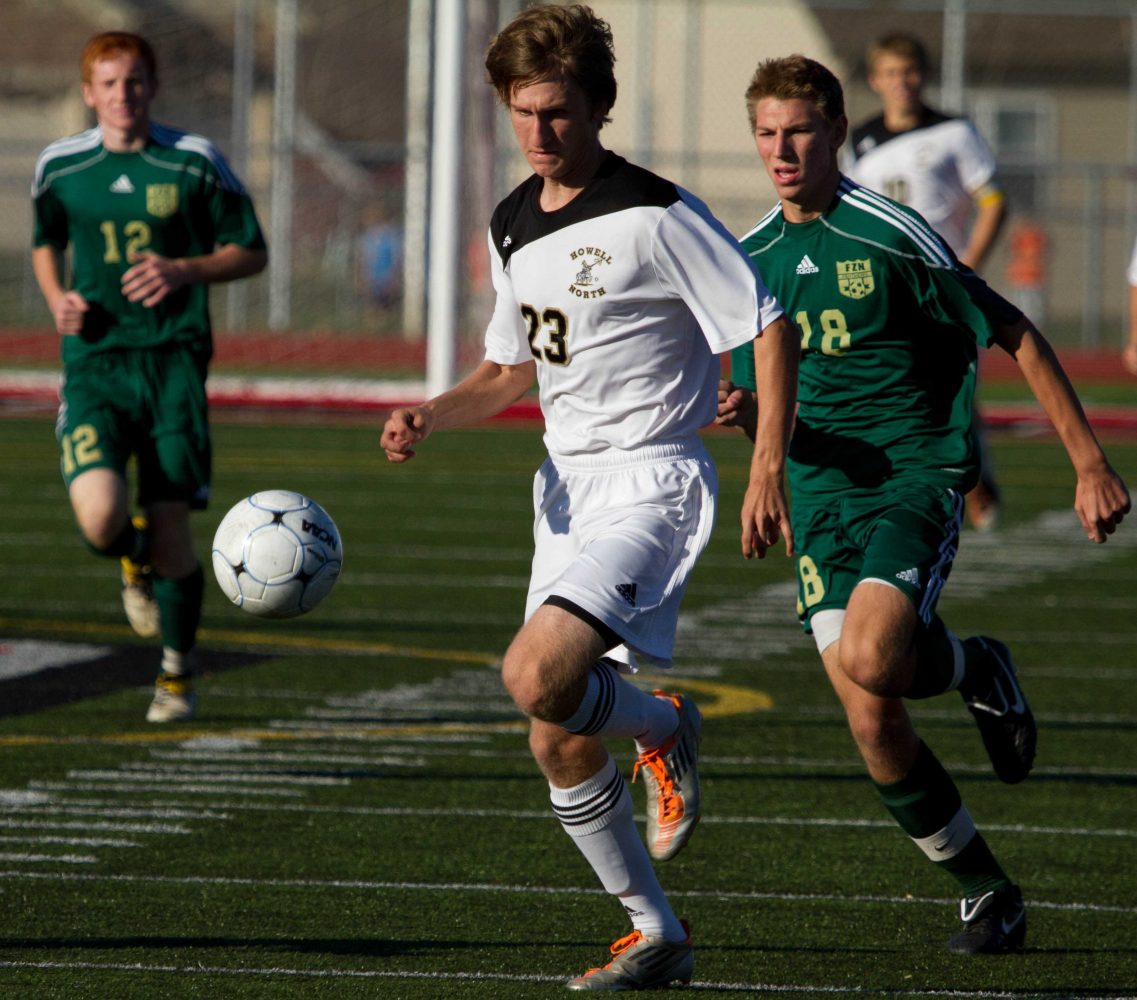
[525,438,718,670]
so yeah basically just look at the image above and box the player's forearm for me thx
[423,360,535,432]
[1128,285,1137,350]
[177,244,267,285]
[1002,319,1109,476]
[749,314,798,481]
[31,245,66,308]
[960,196,1006,272]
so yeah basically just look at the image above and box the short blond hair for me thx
[866,32,929,75]
[745,55,845,133]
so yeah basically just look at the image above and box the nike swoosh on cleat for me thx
[970,674,1025,717]
[998,674,1026,714]
[960,892,994,922]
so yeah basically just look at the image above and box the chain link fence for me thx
[2,0,1135,373]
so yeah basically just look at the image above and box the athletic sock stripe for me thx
[565,662,617,736]
[551,771,626,827]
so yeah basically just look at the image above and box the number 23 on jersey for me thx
[521,304,570,365]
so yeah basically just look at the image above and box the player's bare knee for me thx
[501,649,557,720]
[838,632,908,697]
[69,469,127,543]
[518,681,576,724]
[502,626,591,722]
[77,509,126,551]
[837,645,889,696]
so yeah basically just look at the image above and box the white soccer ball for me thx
[211,490,343,618]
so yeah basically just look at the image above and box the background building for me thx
[2,0,1135,387]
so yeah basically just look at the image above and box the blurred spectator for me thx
[356,201,403,317]
[1005,219,1048,328]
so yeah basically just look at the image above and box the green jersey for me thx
[732,176,1020,497]
[32,123,265,364]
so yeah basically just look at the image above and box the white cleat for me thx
[146,674,197,723]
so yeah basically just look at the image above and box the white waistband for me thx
[546,437,707,473]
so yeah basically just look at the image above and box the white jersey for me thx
[1127,235,1137,286]
[484,153,782,457]
[845,109,999,256]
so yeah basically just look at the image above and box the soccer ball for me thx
[211,490,343,618]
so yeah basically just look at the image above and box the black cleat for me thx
[960,637,1036,784]
[948,885,1026,954]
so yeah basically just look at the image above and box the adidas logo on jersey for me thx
[501,235,512,249]
[895,567,921,586]
[615,582,638,607]
[110,174,135,194]
[795,254,819,275]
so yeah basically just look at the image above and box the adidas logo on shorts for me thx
[615,582,638,606]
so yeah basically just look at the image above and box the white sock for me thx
[160,648,187,677]
[559,660,679,748]
[947,634,966,692]
[549,756,685,941]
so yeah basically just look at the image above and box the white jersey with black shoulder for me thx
[484,152,782,457]
[845,108,998,256]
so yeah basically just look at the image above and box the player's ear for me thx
[832,114,848,150]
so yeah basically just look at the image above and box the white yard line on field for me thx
[0,958,1043,996]
[0,869,1134,917]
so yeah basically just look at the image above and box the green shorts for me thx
[792,481,964,633]
[56,346,212,509]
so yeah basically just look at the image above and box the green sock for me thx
[154,563,204,657]
[939,835,1010,898]
[904,616,964,699]
[874,740,1010,897]
[86,517,148,562]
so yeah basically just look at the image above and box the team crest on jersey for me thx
[836,258,875,299]
[146,184,179,219]
[567,246,613,299]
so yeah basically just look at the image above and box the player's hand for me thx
[381,406,432,463]
[740,474,794,560]
[51,290,89,335]
[1122,341,1137,377]
[716,379,757,438]
[121,252,189,308]
[1074,465,1131,543]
